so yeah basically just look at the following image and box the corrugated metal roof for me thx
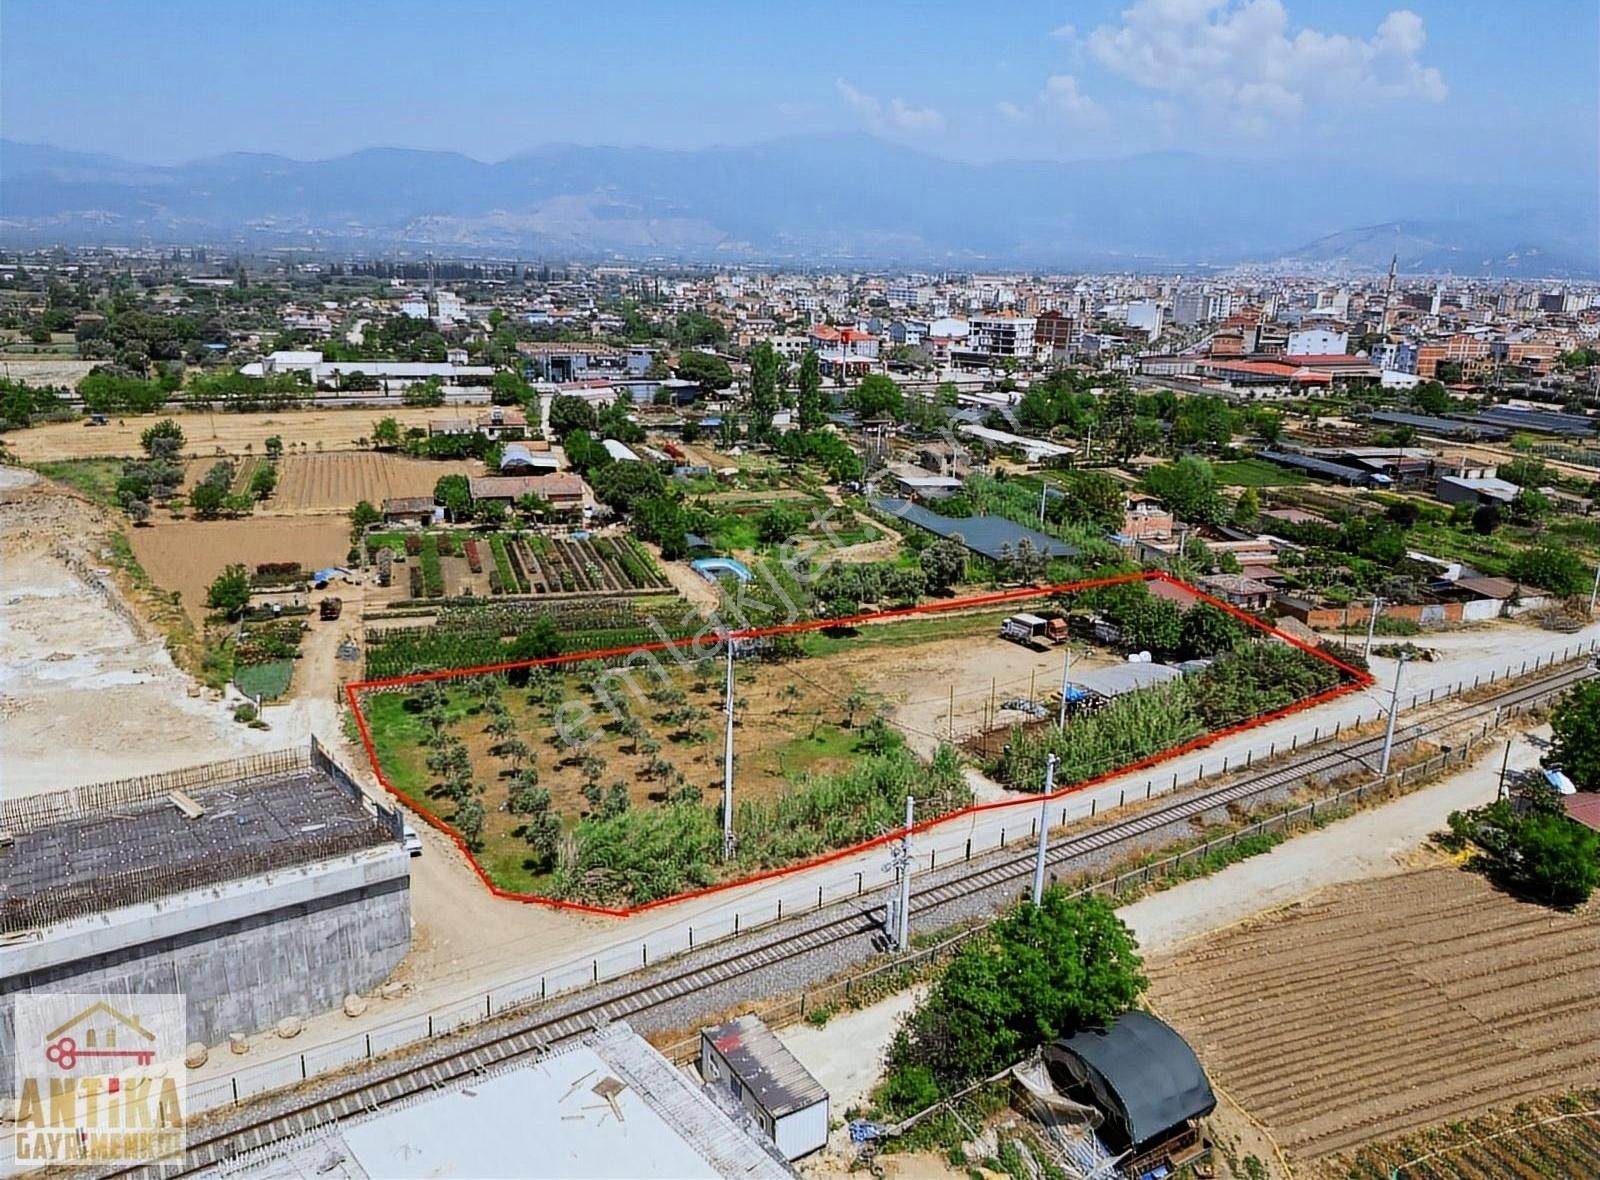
[871,498,1079,562]
[703,1015,827,1118]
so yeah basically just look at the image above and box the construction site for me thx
[0,740,411,1085]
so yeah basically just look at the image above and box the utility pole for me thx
[1589,560,1600,616]
[1031,754,1058,907]
[1057,642,1075,732]
[721,639,736,861]
[1364,596,1384,660]
[896,796,916,951]
[1038,481,1048,525]
[1379,653,1410,776]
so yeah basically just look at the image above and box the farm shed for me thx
[499,443,560,474]
[700,1015,829,1160]
[1044,1011,1215,1169]
[381,496,439,526]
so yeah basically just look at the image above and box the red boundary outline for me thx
[346,571,1373,917]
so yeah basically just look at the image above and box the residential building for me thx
[955,313,1036,363]
[1286,327,1348,356]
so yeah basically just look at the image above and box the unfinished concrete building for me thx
[0,741,411,1086]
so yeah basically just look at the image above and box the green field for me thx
[1212,458,1310,487]
[234,659,294,700]
[30,458,128,506]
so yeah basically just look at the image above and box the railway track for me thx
[117,656,1595,1177]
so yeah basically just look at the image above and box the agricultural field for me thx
[271,452,478,514]
[1317,1090,1600,1180]
[1211,457,1311,487]
[364,529,669,603]
[1148,866,1600,1163]
[355,595,1358,906]
[360,626,978,902]
[3,407,446,462]
[127,516,349,621]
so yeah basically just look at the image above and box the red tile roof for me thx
[1564,792,1600,833]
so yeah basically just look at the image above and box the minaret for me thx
[1381,253,1398,330]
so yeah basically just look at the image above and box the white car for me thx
[402,824,423,857]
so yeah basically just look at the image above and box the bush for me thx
[1448,793,1600,908]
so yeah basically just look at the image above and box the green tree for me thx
[140,418,185,456]
[676,350,732,393]
[591,462,666,514]
[1509,544,1588,597]
[205,563,251,618]
[371,417,403,449]
[756,504,806,545]
[1410,380,1451,415]
[248,465,277,501]
[1143,457,1225,525]
[1471,503,1501,535]
[453,795,486,851]
[1053,471,1126,533]
[1548,680,1600,791]
[189,480,226,520]
[746,341,781,439]
[264,434,284,461]
[1232,486,1261,526]
[884,891,1146,1102]
[434,474,473,522]
[549,395,599,439]
[491,369,533,406]
[1449,792,1599,909]
[796,350,826,430]
[919,537,968,593]
[850,373,904,420]
[1179,603,1246,659]
[401,377,446,407]
[350,499,382,537]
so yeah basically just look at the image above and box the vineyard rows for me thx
[1324,1091,1600,1180]
[1148,867,1600,1161]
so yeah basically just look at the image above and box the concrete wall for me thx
[1,848,410,1090]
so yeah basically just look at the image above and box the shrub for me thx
[405,534,423,557]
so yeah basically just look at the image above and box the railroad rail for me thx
[107,655,1595,1178]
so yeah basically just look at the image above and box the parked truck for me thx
[999,612,1068,648]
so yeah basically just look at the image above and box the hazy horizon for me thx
[4,0,1594,181]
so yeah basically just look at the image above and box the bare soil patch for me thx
[1146,866,1600,1162]
[127,516,351,622]
[5,408,444,462]
[272,452,479,515]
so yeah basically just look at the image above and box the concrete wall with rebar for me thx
[0,743,412,1094]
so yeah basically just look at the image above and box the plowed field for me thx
[272,453,477,514]
[1148,867,1600,1162]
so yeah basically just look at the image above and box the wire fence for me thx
[177,645,1590,1113]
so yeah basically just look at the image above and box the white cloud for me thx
[890,99,944,130]
[835,78,881,120]
[1085,0,1445,128]
[996,100,1031,122]
[1041,74,1100,119]
[835,78,943,133]
[1050,22,1077,39]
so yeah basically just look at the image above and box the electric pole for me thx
[1031,754,1058,907]
[1364,596,1384,660]
[1379,653,1410,776]
[721,639,736,861]
[1057,643,1076,732]
[896,796,916,950]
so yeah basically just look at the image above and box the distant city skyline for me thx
[3,0,1593,182]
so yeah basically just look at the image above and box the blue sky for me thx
[3,0,1593,179]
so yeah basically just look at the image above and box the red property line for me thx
[345,572,1374,918]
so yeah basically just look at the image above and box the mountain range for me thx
[2,135,1594,276]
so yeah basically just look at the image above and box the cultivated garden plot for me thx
[1147,866,1600,1164]
[364,530,670,602]
[349,576,1366,913]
